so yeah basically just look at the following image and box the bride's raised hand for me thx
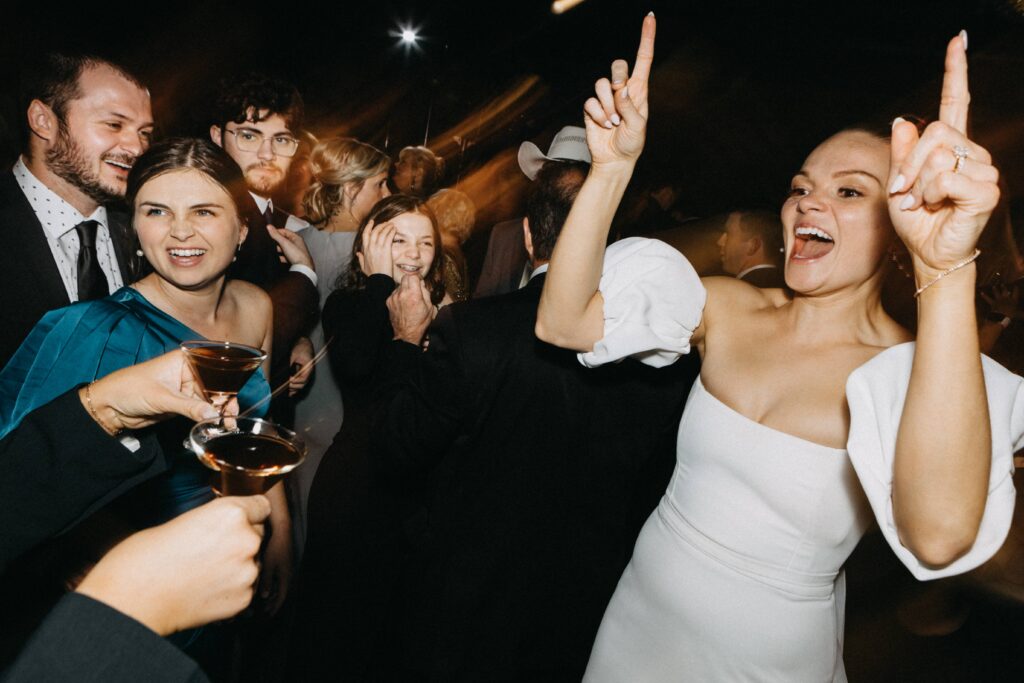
[888,32,1000,280]
[582,13,655,170]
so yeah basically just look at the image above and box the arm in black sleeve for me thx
[268,272,320,355]
[0,390,166,573]
[371,305,469,479]
[322,274,397,383]
[1,593,208,683]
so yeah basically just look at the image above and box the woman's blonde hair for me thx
[426,188,476,244]
[303,137,390,224]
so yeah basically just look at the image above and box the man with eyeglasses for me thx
[210,73,318,425]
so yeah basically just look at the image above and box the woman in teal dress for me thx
[0,138,291,677]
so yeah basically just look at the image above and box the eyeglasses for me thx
[224,128,300,157]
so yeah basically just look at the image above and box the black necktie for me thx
[75,220,109,301]
[263,204,274,229]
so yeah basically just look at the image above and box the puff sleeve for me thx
[578,237,705,369]
[845,343,1022,580]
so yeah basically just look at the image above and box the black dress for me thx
[288,274,419,681]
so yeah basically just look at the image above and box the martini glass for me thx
[190,417,307,496]
[180,341,267,415]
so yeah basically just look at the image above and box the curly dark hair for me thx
[340,194,446,305]
[211,72,304,133]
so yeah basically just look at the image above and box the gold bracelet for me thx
[83,382,122,437]
[913,249,980,298]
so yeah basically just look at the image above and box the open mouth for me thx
[168,248,207,265]
[103,156,135,174]
[792,226,835,260]
[396,264,422,274]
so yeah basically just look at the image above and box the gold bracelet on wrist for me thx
[83,382,122,437]
[913,249,980,298]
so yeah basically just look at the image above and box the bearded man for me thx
[0,54,154,368]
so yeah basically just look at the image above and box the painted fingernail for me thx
[890,174,906,193]
[611,114,621,126]
[603,120,614,129]
[959,29,968,51]
[899,194,915,211]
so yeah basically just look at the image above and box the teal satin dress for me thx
[0,287,270,522]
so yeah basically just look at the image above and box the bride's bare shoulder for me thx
[703,276,784,316]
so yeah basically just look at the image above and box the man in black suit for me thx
[209,73,319,415]
[374,161,699,680]
[717,209,786,288]
[0,54,153,368]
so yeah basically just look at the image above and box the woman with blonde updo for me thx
[293,137,390,552]
[392,145,443,198]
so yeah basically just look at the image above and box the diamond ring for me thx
[952,145,969,174]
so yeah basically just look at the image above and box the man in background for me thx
[717,209,785,288]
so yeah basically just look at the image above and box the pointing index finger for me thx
[630,13,657,84]
[938,32,970,134]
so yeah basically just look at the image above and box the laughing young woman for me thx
[536,15,1023,681]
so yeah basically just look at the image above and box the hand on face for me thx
[357,219,397,277]
[887,33,1001,276]
[387,274,436,345]
[582,13,656,171]
[75,495,270,636]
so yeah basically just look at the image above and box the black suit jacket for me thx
[373,275,699,681]
[229,205,318,399]
[0,172,135,369]
[2,593,208,682]
[0,390,167,670]
[472,218,529,299]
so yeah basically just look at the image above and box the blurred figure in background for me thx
[391,145,443,198]
[292,136,391,558]
[427,188,476,303]
[716,209,785,288]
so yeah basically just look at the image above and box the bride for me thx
[537,14,1022,681]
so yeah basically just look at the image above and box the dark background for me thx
[3,0,1024,224]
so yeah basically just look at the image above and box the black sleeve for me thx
[0,390,167,573]
[1,593,208,683]
[322,275,397,383]
[267,271,320,355]
[371,305,468,479]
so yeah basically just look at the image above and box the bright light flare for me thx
[390,22,423,51]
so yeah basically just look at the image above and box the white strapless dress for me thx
[578,239,1024,683]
